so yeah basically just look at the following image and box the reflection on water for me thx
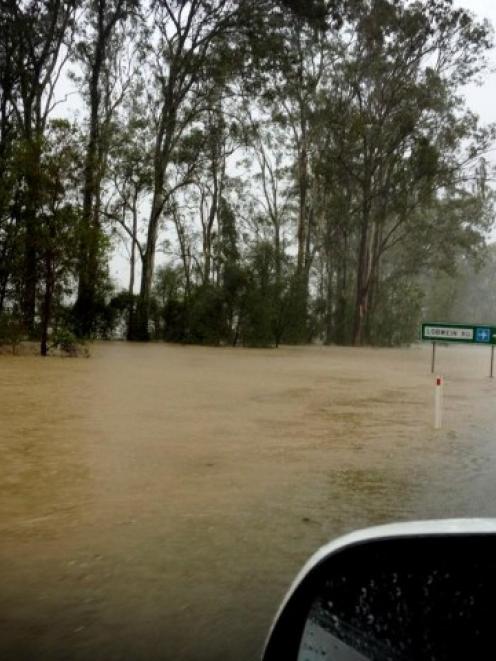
[1,342,496,660]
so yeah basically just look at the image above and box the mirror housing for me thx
[262,519,496,661]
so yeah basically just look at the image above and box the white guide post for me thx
[434,376,443,430]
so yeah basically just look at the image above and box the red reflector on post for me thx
[434,376,443,429]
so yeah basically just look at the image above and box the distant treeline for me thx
[0,0,494,354]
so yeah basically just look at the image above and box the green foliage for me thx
[150,242,295,348]
[187,285,227,346]
[1,0,494,353]
[281,276,310,345]
[369,278,425,347]
[0,313,24,354]
[89,292,124,340]
[154,266,185,307]
[163,299,188,342]
[50,328,80,356]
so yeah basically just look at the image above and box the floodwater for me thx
[1,342,496,660]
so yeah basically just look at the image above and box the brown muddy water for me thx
[1,342,496,660]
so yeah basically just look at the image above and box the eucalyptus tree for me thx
[0,0,77,334]
[235,107,295,344]
[106,85,153,336]
[0,3,19,311]
[133,0,240,339]
[0,1,18,163]
[73,0,138,337]
[311,0,495,345]
[246,7,339,341]
[38,120,81,355]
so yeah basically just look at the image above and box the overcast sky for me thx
[455,1,496,127]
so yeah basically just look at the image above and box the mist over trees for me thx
[1,0,495,354]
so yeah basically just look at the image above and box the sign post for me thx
[434,376,443,429]
[422,323,496,377]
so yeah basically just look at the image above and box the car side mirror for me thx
[262,519,496,661]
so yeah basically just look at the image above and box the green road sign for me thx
[421,322,496,345]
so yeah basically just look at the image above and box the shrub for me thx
[0,313,25,355]
[50,327,80,356]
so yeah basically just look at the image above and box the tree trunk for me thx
[75,1,124,337]
[40,248,54,357]
[22,134,41,336]
[173,211,191,299]
[292,124,311,342]
[135,185,163,340]
[352,217,377,347]
[364,224,382,344]
[128,195,137,297]
[133,96,176,341]
[334,236,348,345]
[296,140,308,276]
[75,33,104,337]
[203,232,212,285]
[352,159,375,347]
[23,213,37,335]
[126,192,138,340]
[202,160,219,285]
[325,251,333,345]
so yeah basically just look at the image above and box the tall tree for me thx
[3,0,76,334]
[38,120,81,355]
[310,0,494,345]
[73,0,133,336]
[133,0,239,339]
[253,9,332,341]
[107,86,153,338]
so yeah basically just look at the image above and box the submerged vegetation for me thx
[1,0,495,354]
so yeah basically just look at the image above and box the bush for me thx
[50,327,81,356]
[369,277,424,346]
[188,285,227,345]
[0,313,25,354]
[163,299,188,342]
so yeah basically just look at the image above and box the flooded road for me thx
[1,342,496,660]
